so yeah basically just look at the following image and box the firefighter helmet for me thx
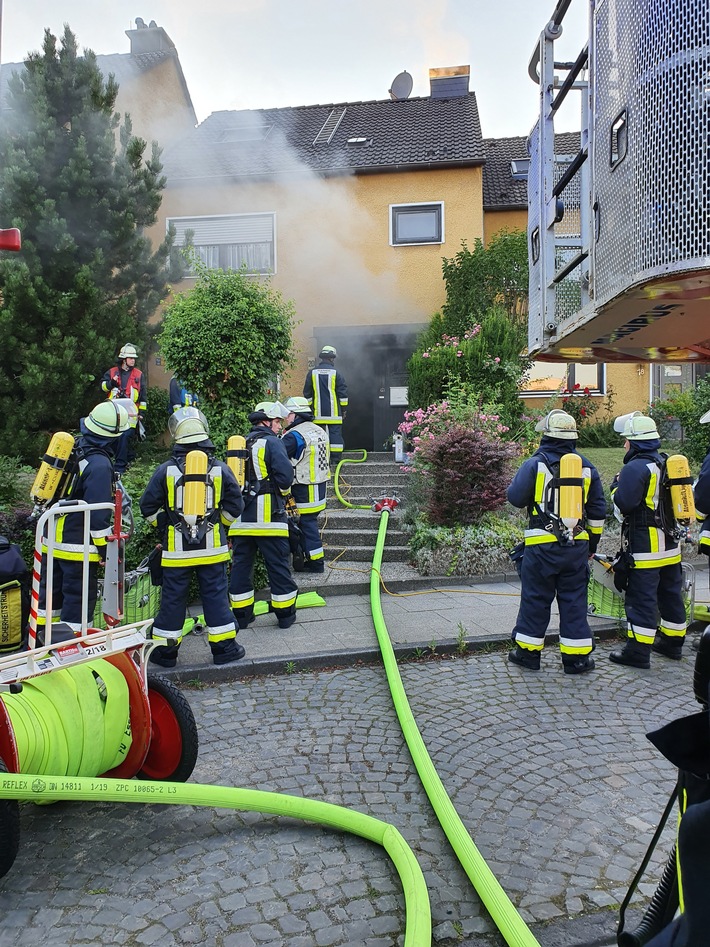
[319,345,337,359]
[168,407,210,444]
[118,343,138,360]
[253,401,290,420]
[614,412,658,440]
[535,409,577,440]
[84,401,130,437]
[283,396,311,413]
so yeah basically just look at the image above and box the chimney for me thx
[429,65,470,99]
[125,19,176,56]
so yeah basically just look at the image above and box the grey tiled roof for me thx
[483,131,581,209]
[162,93,484,182]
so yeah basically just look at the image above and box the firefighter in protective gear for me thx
[303,345,348,459]
[694,408,710,556]
[281,396,330,573]
[101,343,147,474]
[229,402,299,629]
[507,409,606,674]
[37,401,130,635]
[169,376,200,414]
[609,412,687,669]
[139,408,245,668]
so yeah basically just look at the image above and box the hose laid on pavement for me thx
[0,772,431,945]
[370,508,541,947]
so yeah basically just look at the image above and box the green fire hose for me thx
[333,451,371,509]
[0,772,430,945]
[365,502,541,947]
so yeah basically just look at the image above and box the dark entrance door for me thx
[311,325,424,451]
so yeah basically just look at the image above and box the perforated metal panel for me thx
[592,0,710,308]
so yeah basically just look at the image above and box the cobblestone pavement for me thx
[0,643,695,947]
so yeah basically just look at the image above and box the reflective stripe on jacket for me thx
[229,426,293,538]
[612,446,681,567]
[304,363,348,423]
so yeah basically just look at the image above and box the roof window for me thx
[510,158,530,180]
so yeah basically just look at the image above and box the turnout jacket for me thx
[282,414,330,515]
[229,425,293,538]
[44,434,116,562]
[694,450,710,553]
[507,437,606,548]
[303,361,348,424]
[611,439,680,567]
[140,441,243,567]
[102,365,147,414]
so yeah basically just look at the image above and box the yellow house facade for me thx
[156,67,485,449]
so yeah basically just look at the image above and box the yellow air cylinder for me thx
[183,450,208,518]
[30,432,76,505]
[667,454,695,523]
[226,435,247,488]
[558,453,583,530]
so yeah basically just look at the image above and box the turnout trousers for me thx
[512,541,593,656]
[324,423,344,457]
[624,562,686,646]
[150,562,238,665]
[230,536,298,628]
[37,557,99,633]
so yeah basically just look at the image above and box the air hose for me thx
[0,773,431,947]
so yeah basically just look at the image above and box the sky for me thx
[1,0,590,138]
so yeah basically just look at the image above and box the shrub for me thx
[0,507,35,566]
[576,420,619,448]
[416,423,518,527]
[144,386,172,439]
[0,455,35,509]
[408,510,524,576]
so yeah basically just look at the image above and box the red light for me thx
[0,228,21,252]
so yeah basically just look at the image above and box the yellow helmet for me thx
[85,401,130,437]
[168,407,209,444]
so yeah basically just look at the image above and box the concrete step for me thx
[322,527,407,545]
[336,462,406,476]
[336,472,410,485]
[325,543,410,563]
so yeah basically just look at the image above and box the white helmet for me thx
[118,343,138,360]
[168,407,209,444]
[319,345,337,359]
[534,409,577,440]
[614,411,658,441]
[700,409,710,424]
[283,396,311,413]
[253,401,290,420]
[84,401,130,437]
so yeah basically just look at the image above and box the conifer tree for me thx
[0,26,172,460]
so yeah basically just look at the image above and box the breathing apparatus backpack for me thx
[226,435,248,489]
[657,453,695,542]
[531,452,585,546]
[171,449,221,543]
[30,432,80,513]
[0,536,30,653]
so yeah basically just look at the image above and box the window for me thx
[167,213,276,275]
[390,202,444,246]
[510,158,530,180]
[521,361,606,397]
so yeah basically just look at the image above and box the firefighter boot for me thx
[609,639,651,669]
[652,634,684,661]
[508,645,541,671]
[211,639,246,665]
[562,654,595,675]
[149,644,179,668]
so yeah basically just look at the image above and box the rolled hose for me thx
[333,450,371,509]
[371,509,541,947]
[0,774,431,947]
[617,847,678,947]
